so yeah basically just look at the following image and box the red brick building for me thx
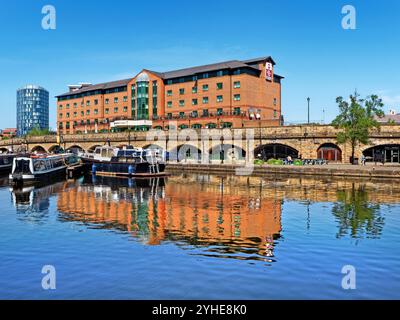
[56,57,283,134]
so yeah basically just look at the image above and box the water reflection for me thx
[10,179,71,225]
[332,185,385,239]
[9,174,398,262]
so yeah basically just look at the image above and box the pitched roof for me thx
[56,78,132,98]
[376,114,400,123]
[56,57,277,97]
[158,60,259,79]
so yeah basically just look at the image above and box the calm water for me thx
[0,173,399,300]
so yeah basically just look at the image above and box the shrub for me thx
[293,160,303,166]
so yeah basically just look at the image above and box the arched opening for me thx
[143,144,165,160]
[254,143,299,161]
[317,143,342,162]
[48,145,64,154]
[0,147,9,154]
[31,146,47,154]
[363,144,400,163]
[66,145,84,155]
[143,144,164,152]
[169,144,202,162]
[209,144,246,161]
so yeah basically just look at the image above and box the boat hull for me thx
[10,165,68,185]
[81,157,167,177]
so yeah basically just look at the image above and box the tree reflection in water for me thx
[332,184,385,239]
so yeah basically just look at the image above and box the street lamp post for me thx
[307,97,311,124]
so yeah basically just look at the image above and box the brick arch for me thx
[317,143,342,162]
[48,145,63,153]
[142,144,164,151]
[208,144,246,160]
[31,145,47,154]
[254,143,299,160]
[169,144,202,162]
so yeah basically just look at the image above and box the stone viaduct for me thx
[1,124,400,164]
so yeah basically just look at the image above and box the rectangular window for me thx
[217,95,223,103]
[59,113,63,118]
[123,96,128,102]
[59,105,63,110]
[216,82,223,90]
[123,106,128,112]
[202,97,209,104]
[105,99,109,104]
[81,111,84,116]
[234,107,241,115]
[179,112,185,118]
[217,108,223,116]
[179,100,185,107]
[167,90,172,97]
[234,94,241,101]
[74,112,77,117]
[273,98,277,106]
[203,73,209,79]
[94,100,98,105]
[192,86,198,94]
[192,99,198,106]
[73,103,77,108]
[202,84,209,91]
[192,110,198,118]
[234,81,241,89]
[202,109,209,117]
[179,88,185,95]
[86,101,90,106]
[66,104,70,108]
[167,101,172,108]
[105,108,109,114]
[217,70,223,77]
[94,109,99,115]
[114,97,118,103]
[274,110,277,118]
[167,113,172,119]
[114,107,118,113]
[86,110,90,115]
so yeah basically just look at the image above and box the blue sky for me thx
[0,0,399,129]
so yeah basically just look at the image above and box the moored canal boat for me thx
[0,154,17,174]
[9,153,80,184]
[79,146,168,177]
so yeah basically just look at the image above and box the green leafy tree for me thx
[27,126,51,136]
[332,93,384,164]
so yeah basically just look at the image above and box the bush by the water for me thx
[254,159,264,165]
[266,159,284,165]
[293,160,303,166]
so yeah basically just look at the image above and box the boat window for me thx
[95,148,101,154]
[101,149,108,157]
[33,159,47,172]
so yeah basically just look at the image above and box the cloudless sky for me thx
[0,0,399,129]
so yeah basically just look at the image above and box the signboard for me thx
[265,62,273,81]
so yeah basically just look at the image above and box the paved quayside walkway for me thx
[166,162,400,179]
